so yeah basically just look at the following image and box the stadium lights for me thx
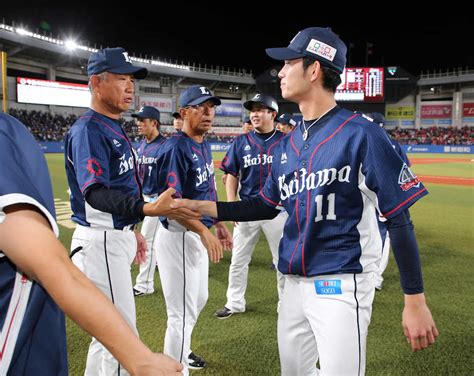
[16,27,30,36]
[65,39,79,51]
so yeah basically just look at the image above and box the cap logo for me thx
[199,86,210,95]
[306,39,337,62]
[122,52,132,63]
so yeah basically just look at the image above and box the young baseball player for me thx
[154,85,232,373]
[172,27,438,375]
[131,106,167,297]
[0,112,183,376]
[64,47,198,375]
[215,94,287,319]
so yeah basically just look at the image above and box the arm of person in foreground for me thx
[387,209,439,352]
[171,196,280,222]
[0,204,182,376]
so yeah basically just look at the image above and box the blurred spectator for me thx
[7,109,473,146]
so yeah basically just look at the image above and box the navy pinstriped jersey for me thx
[0,113,67,375]
[157,131,217,228]
[220,130,286,200]
[64,109,142,229]
[136,134,167,196]
[261,107,427,277]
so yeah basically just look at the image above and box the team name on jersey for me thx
[196,162,215,187]
[118,153,135,175]
[278,165,351,201]
[243,153,273,168]
[139,155,157,165]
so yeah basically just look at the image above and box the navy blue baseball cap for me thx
[179,85,221,107]
[131,106,160,121]
[172,112,181,119]
[243,116,251,124]
[87,47,148,79]
[367,112,385,127]
[276,113,297,127]
[244,93,279,112]
[265,27,347,74]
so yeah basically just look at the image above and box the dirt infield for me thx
[418,175,473,186]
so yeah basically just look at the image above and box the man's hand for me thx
[199,228,223,263]
[133,352,183,375]
[133,231,147,265]
[402,293,439,352]
[171,198,218,218]
[215,222,233,251]
[144,188,201,220]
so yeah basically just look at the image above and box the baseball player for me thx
[172,27,438,375]
[0,113,183,375]
[154,85,232,373]
[275,113,298,134]
[365,112,411,291]
[131,106,167,297]
[215,93,287,319]
[64,47,198,375]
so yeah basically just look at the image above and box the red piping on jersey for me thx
[81,116,129,141]
[290,132,300,157]
[259,190,283,207]
[298,113,357,276]
[81,178,100,193]
[0,276,28,360]
[288,198,301,274]
[191,146,204,157]
[382,188,427,218]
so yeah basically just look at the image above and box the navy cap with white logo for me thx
[244,93,279,112]
[87,47,148,79]
[265,27,347,74]
[276,113,297,127]
[131,106,160,121]
[367,112,385,127]
[179,85,221,107]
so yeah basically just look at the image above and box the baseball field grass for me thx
[45,152,474,376]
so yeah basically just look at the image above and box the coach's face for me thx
[182,99,216,135]
[92,72,135,116]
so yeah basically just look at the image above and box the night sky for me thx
[2,4,473,76]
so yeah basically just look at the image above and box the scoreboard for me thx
[336,67,384,102]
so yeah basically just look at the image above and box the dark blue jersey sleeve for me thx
[359,125,427,219]
[220,140,240,176]
[0,114,58,236]
[70,123,111,194]
[260,143,284,208]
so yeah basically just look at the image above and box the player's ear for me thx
[309,60,321,82]
[179,108,186,120]
[89,75,101,92]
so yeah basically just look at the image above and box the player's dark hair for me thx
[302,57,341,93]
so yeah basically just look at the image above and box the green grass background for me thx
[45,153,474,376]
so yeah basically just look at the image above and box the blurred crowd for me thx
[387,126,473,145]
[7,109,473,146]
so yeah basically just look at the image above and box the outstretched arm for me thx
[388,209,439,352]
[0,204,183,376]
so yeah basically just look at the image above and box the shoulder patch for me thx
[398,164,420,191]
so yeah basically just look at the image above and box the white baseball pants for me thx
[71,224,138,376]
[225,211,287,313]
[156,226,209,372]
[374,233,390,289]
[134,216,160,294]
[278,273,376,376]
